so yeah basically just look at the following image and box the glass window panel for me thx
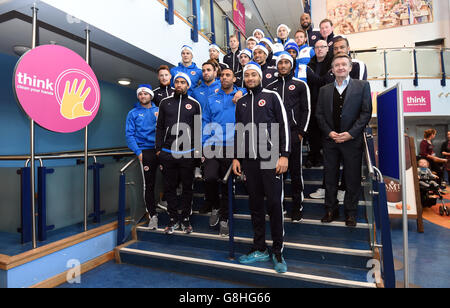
[174,0,192,22]
[199,0,212,37]
[0,168,21,234]
[385,49,414,78]
[354,51,385,79]
[214,3,225,50]
[444,50,450,78]
[416,49,442,78]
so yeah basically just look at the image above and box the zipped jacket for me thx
[125,102,159,156]
[266,71,311,140]
[234,84,291,159]
[155,92,202,156]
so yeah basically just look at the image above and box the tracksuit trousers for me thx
[159,151,195,221]
[289,139,304,213]
[141,149,159,217]
[242,159,285,255]
[204,157,233,222]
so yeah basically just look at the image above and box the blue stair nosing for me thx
[119,247,376,288]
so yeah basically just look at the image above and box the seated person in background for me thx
[417,158,440,190]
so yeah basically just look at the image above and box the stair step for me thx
[135,227,373,269]
[148,214,372,251]
[192,195,369,222]
[119,241,376,288]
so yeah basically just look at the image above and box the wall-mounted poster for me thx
[327,0,434,35]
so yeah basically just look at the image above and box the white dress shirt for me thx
[334,75,351,95]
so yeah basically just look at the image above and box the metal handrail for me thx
[120,156,138,174]
[363,132,375,180]
[352,46,450,53]
[222,163,233,183]
[0,151,134,162]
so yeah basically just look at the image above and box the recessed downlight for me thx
[117,78,132,86]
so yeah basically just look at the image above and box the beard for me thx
[140,99,151,105]
[301,22,311,29]
[175,88,186,96]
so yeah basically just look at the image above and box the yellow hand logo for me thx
[60,78,93,120]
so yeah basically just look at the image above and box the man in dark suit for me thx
[316,53,372,227]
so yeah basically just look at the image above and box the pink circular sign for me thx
[13,45,101,133]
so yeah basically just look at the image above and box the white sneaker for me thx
[195,167,202,179]
[310,188,325,199]
[148,215,158,230]
[337,190,345,203]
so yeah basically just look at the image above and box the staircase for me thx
[116,165,377,288]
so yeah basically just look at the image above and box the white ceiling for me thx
[0,0,305,91]
[0,18,159,88]
[0,1,167,89]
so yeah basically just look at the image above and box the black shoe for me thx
[345,216,357,227]
[291,208,303,222]
[321,209,339,223]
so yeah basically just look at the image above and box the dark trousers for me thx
[242,159,284,254]
[204,157,233,221]
[323,137,363,217]
[321,157,347,190]
[159,151,195,220]
[306,116,323,164]
[289,139,304,211]
[141,149,159,217]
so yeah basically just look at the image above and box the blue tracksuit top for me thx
[202,86,246,147]
[192,79,222,111]
[125,102,159,156]
[170,62,203,95]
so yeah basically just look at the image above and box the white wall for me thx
[41,0,213,66]
[311,0,450,49]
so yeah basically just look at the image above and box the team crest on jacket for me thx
[266,73,272,79]
[258,99,266,107]
[312,35,317,40]
[185,104,192,110]
[191,71,196,76]
[289,85,296,91]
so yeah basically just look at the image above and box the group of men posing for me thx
[125,13,372,274]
